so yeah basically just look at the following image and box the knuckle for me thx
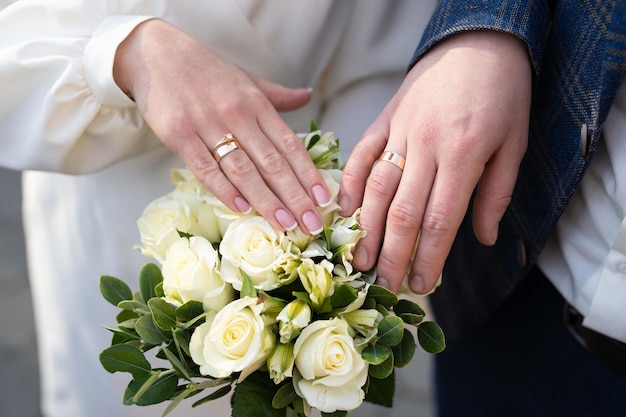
[226,154,256,181]
[365,172,393,199]
[387,200,420,230]
[421,206,455,239]
[258,151,289,176]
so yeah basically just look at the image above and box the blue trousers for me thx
[434,267,626,417]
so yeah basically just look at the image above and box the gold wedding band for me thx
[212,133,241,163]
[378,151,406,171]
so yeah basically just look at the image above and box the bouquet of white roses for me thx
[99,122,445,417]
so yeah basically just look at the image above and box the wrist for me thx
[113,18,160,101]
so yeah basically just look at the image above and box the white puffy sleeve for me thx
[0,0,168,173]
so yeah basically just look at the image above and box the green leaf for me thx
[181,312,208,330]
[329,284,358,309]
[191,385,232,407]
[353,328,379,348]
[361,296,376,309]
[292,291,311,305]
[177,230,193,239]
[322,412,348,417]
[365,370,395,407]
[99,344,151,380]
[100,275,133,306]
[240,271,258,299]
[309,119,319,132]
[417,321,446,354]
[116,309,139,323]
[362,344,391,365]
[139,263,163,303]
[175,300,204,323]
[366,285,398,308]
[123,371,178,406]
[272,382,299,409]
[394,299,425,316]
[377,315,404,347]
[322,226,332,249]
[161,346,192,381]
[376,304,390,317]
[393,299,425,325]
[148,298,177,331]
[172,328,191,357]
[104,325,140,341]
[231,371,286,417]
[135,314,169,345]
[368,351,394,380]
[155,280,165,298]
[111,330,138,346]
[390,329,416,368]
[118,299,149,314]
[118,318,138,330]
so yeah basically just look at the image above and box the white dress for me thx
[0,1,436,416]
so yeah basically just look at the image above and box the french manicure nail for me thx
[312,185,331,207]
[234,197,252,214]
[302,211,323,235]
[276,209,297,231]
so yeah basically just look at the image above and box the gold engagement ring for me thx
[212,133,241,163]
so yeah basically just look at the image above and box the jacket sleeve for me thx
[409,0,554,75]
[0,0,168,173]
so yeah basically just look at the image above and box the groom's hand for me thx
[338,30,532,294]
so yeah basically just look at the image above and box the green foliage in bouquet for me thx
[99,121,445,417]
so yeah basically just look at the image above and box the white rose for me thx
[137,195,197,263]
[189,297,275,381]
[219,216,295,291]
[318,169,342,225]
[298,258,334,311]
[329,210,363,277]
[276,299,312,343]
[170,168,241,243]
[293,318,368,413]
[161,236,233,312]
[299,130,341,169]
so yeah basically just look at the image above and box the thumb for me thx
[246,71,312,112]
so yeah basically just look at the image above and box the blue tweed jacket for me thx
[410,0,626,340]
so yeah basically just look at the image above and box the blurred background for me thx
[0,167,41,416]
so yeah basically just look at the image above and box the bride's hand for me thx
[113,18,328,235]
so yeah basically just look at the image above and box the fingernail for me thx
[489,223,499,245]
[338,195,350,212]
[312,185,331,207]
[276,209,297,231]
[234,197,252,214]
[353,246,368,266]
[376,276,390,289]
[410,275,425,294]
[302,211,323,235]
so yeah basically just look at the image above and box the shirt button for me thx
[616,263,626,273]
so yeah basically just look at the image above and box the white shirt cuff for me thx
[83,14,155,109]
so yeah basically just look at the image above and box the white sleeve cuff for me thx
[83,14,155,109]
